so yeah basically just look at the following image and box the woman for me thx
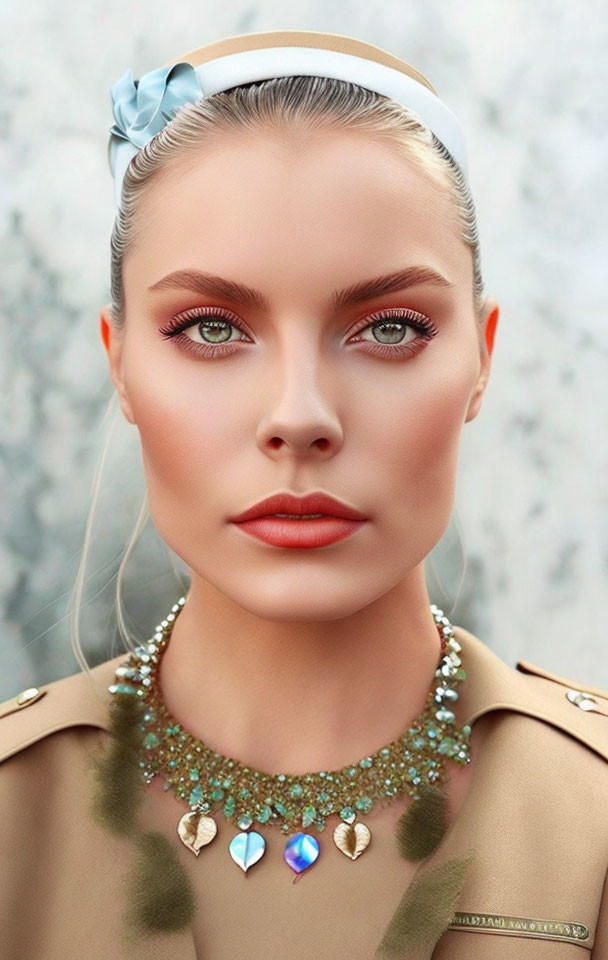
[1,29,607,960]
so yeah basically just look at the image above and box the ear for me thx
[465,296,499,423]
[100,304,136,425]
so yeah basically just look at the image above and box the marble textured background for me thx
[2,0,607,700]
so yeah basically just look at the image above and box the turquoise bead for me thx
[189,785,203,806]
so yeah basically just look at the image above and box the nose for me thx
[256,347,344,460]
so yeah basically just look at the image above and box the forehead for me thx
[126,130,469,294]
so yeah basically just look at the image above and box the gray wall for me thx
[2,0,607,699]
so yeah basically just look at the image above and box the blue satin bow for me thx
[109,61,202,149]
[108,61,202,209]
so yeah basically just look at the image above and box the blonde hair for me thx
[71,74,478,691]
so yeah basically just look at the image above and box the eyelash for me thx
[158,305,439,360]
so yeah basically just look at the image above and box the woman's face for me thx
[102,129,495,621]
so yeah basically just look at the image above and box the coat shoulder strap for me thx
[0,658,120,764]
[513,658,608,762]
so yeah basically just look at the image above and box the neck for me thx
[158,564,442,776]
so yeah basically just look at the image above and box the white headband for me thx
[108,40,468,211]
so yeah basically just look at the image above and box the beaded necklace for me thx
[108,598,472,880]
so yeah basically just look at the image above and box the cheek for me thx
[126,365,240,507]
[362,363,472,518]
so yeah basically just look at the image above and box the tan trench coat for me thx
[1,624,607,960]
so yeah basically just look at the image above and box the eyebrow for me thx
[148,265,454,312]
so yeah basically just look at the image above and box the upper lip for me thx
[229,491,368,522]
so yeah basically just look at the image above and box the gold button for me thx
[16,687,43,707]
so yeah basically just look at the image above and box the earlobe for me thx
[464,380,486,423]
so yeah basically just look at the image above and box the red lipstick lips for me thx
[229,491,368,548]
[230,491,367,522]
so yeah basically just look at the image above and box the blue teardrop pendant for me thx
[284,832,320,882]
[229,830,266,873]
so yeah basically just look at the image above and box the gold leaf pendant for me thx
[177,808,218,856]
[333,820,371,860]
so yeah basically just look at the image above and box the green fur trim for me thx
[396,784,448,861]
[86,695,197,943]
[374,850,475,957]
[121,830,197,942]
[88,693,147,836]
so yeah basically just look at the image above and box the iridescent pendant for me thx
[283,832,320,883]
[333,811,371,860]
[177,807,218,855]
[229,829,267,873]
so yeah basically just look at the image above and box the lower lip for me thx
[231,516,367,548]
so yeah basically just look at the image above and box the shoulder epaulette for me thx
[0,655,121,764]
[452,625,608,765]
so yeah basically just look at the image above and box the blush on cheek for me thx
[130,379,250,563]
[130,367,235,471]
[382,374,470,521]
[415,385,470,510]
